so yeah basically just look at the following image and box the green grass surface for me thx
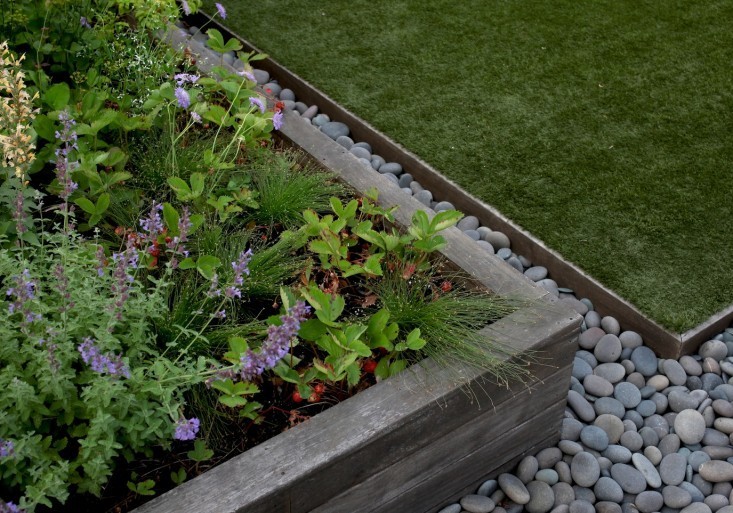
[208,0,733,332]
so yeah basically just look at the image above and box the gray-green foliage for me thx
[0,230,212,510]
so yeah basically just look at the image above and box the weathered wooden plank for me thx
[133,304,578,513]
[312,365,570,512]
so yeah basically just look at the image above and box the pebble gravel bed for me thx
[174,25,733,513]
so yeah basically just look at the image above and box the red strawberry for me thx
[362,359,377,374]
[292,391,303,403]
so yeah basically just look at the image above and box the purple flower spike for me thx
[78,338,130,378]
[173,417,200,441]
[175,87,191,109]
[215,2,227,19]
[239,301,310,381]
[272,111,284,131]
[0,501,23,513]
[190,111,202,124]
[0,439,14,458]
[249,97,265,114]
[181,0,191,15]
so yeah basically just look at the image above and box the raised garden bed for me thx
[128,28,582,513]
[181,10,733,360]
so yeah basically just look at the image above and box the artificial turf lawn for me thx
[206,0,733,332]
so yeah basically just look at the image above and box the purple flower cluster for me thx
[80,16,91,28]
[110,237,139,319]
[239,301,310,381]
[215,2,227,19]
[12,190,26,235]
[181,0,191,15]
[190,111,202,124]
[139,202,164,241]
[175,87,191,110]
[0,501,23,513]
[249,97,265,114]
[225,249,253,299]
[55,111,79,202]
[77,337,130,378]
[0,439,14,458]
[238,70,257,83]
[272,111,284,131]
[6,269,41,324]
[173,417,200,441]
[174,73,200,86]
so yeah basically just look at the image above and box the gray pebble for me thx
[252,69,270,84]
[675,409,706,444]
[302,104,319,119]
[414,190,433,206]
[352,141,372,152]
[679,481,706,503]
[556,461,573,484]
[320,121,350,140]
[700,340,729,361]
[335,135,354,149]
[631,346,659,377]
[568,500,595,513]
[595,397,627,419]
[525,266,549,282]
[571,452,601,487]
[437,504,462,513]
[463,229,480,241]
[579,327,606,350]
[536,469,560,486]
[689,450,712,471]
[595,363,626,384]
[619,331,643,349]
[659,452,687,485]
[595,414,625,444]
[615,381,643,409]
[604,445,633,463]
[457,215,480,231]
[371,155,386,170]
[698,460,733,483]
[409,181,424,193]
[663,359,689,386]
[662,485,692,509]
[400,187,413,196]
[581,425,610,451]
[611,463,648,494]
[460,494,495,513]
[635,490,664,513]
[679,503,713,513]
[681,355,704,376]
[632,452,662,488]
[379,162,402,175]
[537,448,563,469]
[279,88,295,101]
[526,480,555,513]
[559,440,584,456]
[518,456,540,484]
[704,495,729,512]
[601,316,621,335]
[595,502,622,513]
[398,173,413,188]
[702,427,729,446]
[553,481,575,505]
[498,473,531,504]
[567,390,597,423]
[594,476,624,503]
[349,146,371,160]
[561,418,585,441]
[293,101,308,114]
[434,201,456,212]
[506,256,524,272]
[585,311,602,329]
[484,231,511,250]
[477,479,498,497]
[658,433,681,457]
[584,375,614,397]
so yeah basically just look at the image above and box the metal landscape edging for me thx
[129,24,582,513]
[181,9,733,359]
